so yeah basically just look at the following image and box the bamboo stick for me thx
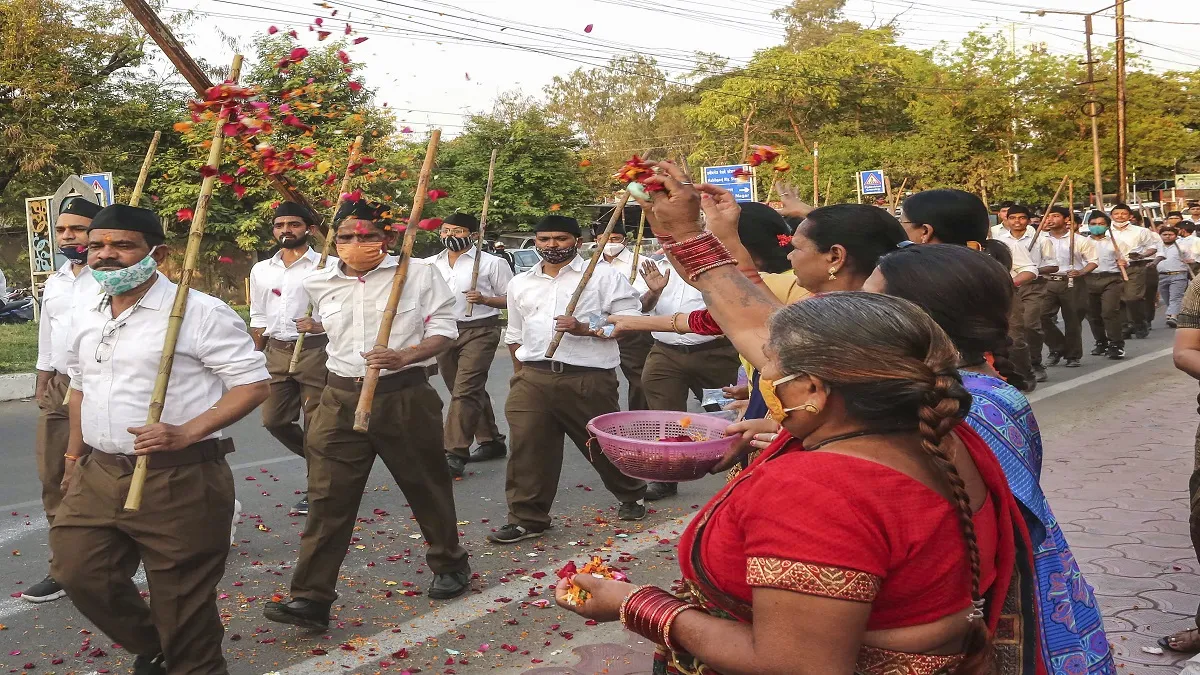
[352,130,441,432]
[890,177,908,213]
[812,142,819,205]
[1028,174,1070,252]
[545,191,631,359]
[823,177,832,206]
[628,210,647,284]
[1068,179,1076,289]
[288,135,364,373]
[128,131,161,207]
[124,55,243,512]
[465,148,499,318]
[1109,223,1130,281]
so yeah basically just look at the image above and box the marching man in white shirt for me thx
[1082,211,1129,359]
[993,204,1057,387]
[54,204,270,675]
[265,199,471,631]
[1157,225,1194,327]
[489,214,648,544]
[596,207,653,412]
[248,202,327,515]
[1039,206,1088,369]
[1108,203,1159,339]
[24,196,101,604]
[425,212,513,478]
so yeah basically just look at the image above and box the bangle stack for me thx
[619,586,700,652]
[663,231,737,281]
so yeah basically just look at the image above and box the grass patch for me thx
[0,323,39,374]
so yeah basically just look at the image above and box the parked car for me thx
[511,248,540,275]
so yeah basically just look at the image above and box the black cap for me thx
[60,197,103,219]
[335,198,392,224]
[592,205,639,238]
[535,214,581,237]
[88,204,165,239]
[274,201,315,225]
[444,212,479,232]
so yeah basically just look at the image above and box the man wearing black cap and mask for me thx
[53,204,270,675]
[596,205,653,411]
[489,213,648,544]
[23,196,102,604]
[248,201,327,515]
[423,212,513,477]
[265,198,470,630]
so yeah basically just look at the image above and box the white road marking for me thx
[1027,347,1174,403]
[273,515,696,675]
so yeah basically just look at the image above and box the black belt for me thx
[1045,274,1070,281]
[267,334,328,351]
[522,360,608,374]
[654,338,732,354]
[86,437,233,470]
[456,316,501,329]
[1162,270,1188,276]
[327,368,427,393]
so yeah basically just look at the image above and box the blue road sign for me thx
[80,172,114,206]
[859,170,886,195]
[702,165,756,202]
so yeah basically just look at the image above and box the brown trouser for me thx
[1121,262,1149,327]
[1144,264,1160,322]
[35,372,71,523]
[437,321,503,457]
[290,374,468,604]
[642,341,741,412]
[1041,277,1087,360]
[616,332,653,411]
[504,366,646,530]
[261,337,328,457]
[50,449,235,675]
[1008,280,1046,377]
[1087,272,1124,344]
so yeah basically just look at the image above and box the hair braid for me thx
[915,369,993,675]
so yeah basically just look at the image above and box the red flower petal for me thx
[348,81,362,92]
[311,648,327,655]
[288,29,298,38]
[314,17,323,26]
[584,24,593,33]
[317,30,331,41]
[233,183,246,198]
[353,36,368,44]
[336,50,350,64]
[345,23,352,34]
[777,234,792,247]
[177,208,194,222]
[400,126,413,134]
[217,256,234,264]
[289,47,309,63]
[221,123,240,136]
[427,189,448,202]
[267,25,278,34]
[219,173,235,185]
[199,165,219,178]
[417,217,442,231]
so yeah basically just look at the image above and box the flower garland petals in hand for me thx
[554,557,634,622]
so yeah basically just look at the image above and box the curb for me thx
[0,373,33,402]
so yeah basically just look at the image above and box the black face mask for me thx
[441,235,473,252]
[278,233,310,249]
[537,245,577,265]
[59,245,88,264]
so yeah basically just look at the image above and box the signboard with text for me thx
[1176,174,1200,191]
[702,164,756,202]
[859,170,886,195]
[80,172,114,205]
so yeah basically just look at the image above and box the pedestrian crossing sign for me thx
[859,170,886,195]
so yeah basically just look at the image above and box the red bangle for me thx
[664,232,737,281]
[620,586,698,648]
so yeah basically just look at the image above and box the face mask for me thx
[760,373,803,424]
[336,242,387,272]
[441,235,473,252]
[1089,225,1109,236]
[603,242,625,257]
[537,245,577,265]
[91,246,160,296]
[59,245,88,264]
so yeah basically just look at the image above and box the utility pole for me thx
[1115,0,1128,202]
[1084,15,1106,210]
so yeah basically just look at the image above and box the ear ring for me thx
[800,403,820,414]
[827,267,838,281]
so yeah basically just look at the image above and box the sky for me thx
[159,0,1199,137]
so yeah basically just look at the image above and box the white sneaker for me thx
[230,499,242,546]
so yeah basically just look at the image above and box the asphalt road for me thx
[0,318,1184,674]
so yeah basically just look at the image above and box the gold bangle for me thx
[672,313,686,334]
[661,603,701,652]
[64,454,81,461]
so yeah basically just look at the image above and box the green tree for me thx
[773,0,866,51]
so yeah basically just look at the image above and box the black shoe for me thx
[1064,358,1081,368]
[132,653,166,675]
[644,482,677,501]
[20,575,65,603]
[1134,325,1150,339]
[1090,342,1108,356]
[264,598,331,630]
[1122,325,1135,339]
[1107,343,1126,360]
[291,496,309,516]
[1032,366,1048,382]
[1168,316,1179,328]
[468,439,507,462]
[487,524,544,544]
[428,570,471,600]
[618,500,647,521]
[446,453,466,478]
[1045,352,1062,367]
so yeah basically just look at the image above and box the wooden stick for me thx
[288,135,364,373]
[762,175,780,204]
[890,177,908,213]
[628,210,647,284]
[811,142,819,206]
[128,131,161,207]
[545,191,631,359]
[124,55,243,512]
[465,148,499,318]
[1028,174,1070,252]
[1068,179,1076,289]
[823,177,832,206]
[352,130,441,432]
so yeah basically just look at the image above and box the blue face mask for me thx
[1088,225,1109,236]
[91,246,160,295]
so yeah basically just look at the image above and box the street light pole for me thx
[1084,15,1105,210]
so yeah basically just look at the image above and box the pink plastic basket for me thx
[587,411,737,482]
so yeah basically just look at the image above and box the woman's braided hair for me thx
[767,292,991,674]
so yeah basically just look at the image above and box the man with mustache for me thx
[53,204,270,674]
[248,202,327,515]
[23,195,102,604]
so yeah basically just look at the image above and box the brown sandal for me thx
[1159,628,1200,652]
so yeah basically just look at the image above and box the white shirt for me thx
[994,228,1054,277]
[505,255,641,368]
[303,255,457,378]
[1158,240,1193,273]
[37,261,99,373]
[1044,231,1090,273]
[990,223,1007,239]
[248,247,325,341]
[0,268,6,298]
[67,273,269,455]
[634,260,713,346]
[1082,237,1124,274]
[1108,222,1158,259]
[601,248,641,285]
[424,247,514,322]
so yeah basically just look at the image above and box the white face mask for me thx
[603,242,625,257]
